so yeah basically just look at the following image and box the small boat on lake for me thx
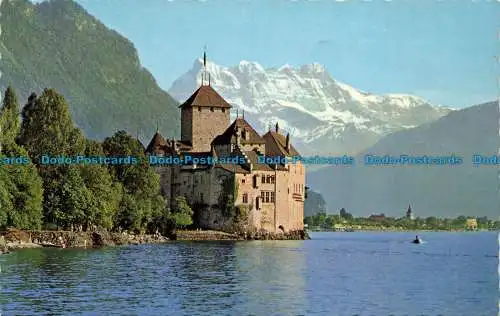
[412,235,423,244]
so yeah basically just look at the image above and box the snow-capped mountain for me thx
[169,59,453,155]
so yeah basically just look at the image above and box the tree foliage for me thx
[102,130,165,233]
[0,87,43,230]
[1,87,169,234]
[168,196,193,229]
[339,208,353,220]
[305,212,500,231]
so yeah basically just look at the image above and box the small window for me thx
[222,108,225,113]
[266,175,271,183]
[200,193,204,203]
[261,191,265,201]
[265,192,270,203]
[261,175,265,183]
[242,193,248,204]
[271,192,275,203]
[242,179,246,183]
[198,107,202,112]
[210,107,214,112]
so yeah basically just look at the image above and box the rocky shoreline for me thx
[1,229,310,254]
[0,229,168,254]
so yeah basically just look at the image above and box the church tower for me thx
[406,204,414,220]
[179,49,231,152]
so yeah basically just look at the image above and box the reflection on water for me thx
[232,241,307,314]
[0,232,497,315]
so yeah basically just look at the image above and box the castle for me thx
[145,56,306,233]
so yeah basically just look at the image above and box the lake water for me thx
[1,232,498,315]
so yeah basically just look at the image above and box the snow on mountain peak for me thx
[278,64,293,72]
[169,58,453,155]
[237,60,265,74]
[300,62,326,74]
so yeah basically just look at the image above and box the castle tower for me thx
[179,50,232,152]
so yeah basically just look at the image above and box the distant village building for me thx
[145,52,306,233]
[369,214,386,221]
[406,204,414,220]
[466,218,478,231]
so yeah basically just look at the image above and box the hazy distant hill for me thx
[304,190,328,217]
[307,101,499,219]
[0,0,180,140]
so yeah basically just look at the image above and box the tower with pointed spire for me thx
[179,49,231,152]
[406,204,414,220]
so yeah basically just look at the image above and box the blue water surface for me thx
[0,232,498,315]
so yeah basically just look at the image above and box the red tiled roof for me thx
[262,131,300,157]
[212,118,266,145]
[145,132,167,154]
[179,85,232,109]
[145,133,193,155]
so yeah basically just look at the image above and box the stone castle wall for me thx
[190,107,230,152]
[180,107,192,144]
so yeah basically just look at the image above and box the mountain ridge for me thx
[169,58,453,156]
[0,0,180,141]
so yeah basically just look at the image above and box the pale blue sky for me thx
[53,0,500,108]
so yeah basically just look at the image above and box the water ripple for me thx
[0,232,497,315]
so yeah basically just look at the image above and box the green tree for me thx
[339,208,353,221]
[103,130,165,233]
[476,216,488,229]
[492,221,500,230]
[1,86,21,147]
[314,212,327,227]
[168,196,193,229]
[452,216,467,228]
[1,146,44,230]
[0,87,43,230]
[18,89,86,162]
[304,216,314,227]
[323,215,336,229]
[80,139,121,230]
[57,165,93,229]
[425,216,440,229]
[0,159,14,228]
[18,89,86,226]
